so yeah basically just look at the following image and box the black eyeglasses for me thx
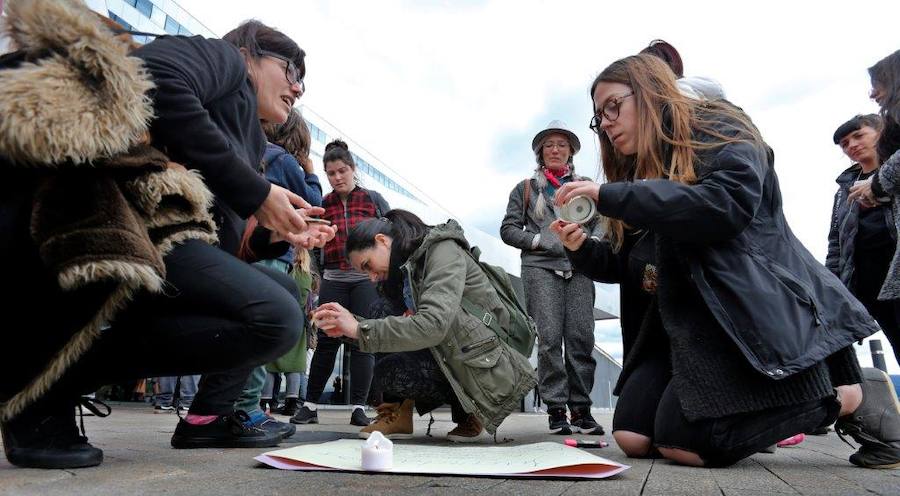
[259,50,305,95]
[589,91,633,133]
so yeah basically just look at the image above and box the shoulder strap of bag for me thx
[364,188,384,217]
[522,179,531,226]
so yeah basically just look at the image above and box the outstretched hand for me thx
[284,219,336,249]
[257,184,333,247]
[256,184,320,238]
[550,219,588,251]
[848,177,878,209]
[313,302,359,340]
[554,180,600,207]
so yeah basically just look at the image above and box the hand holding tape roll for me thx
[553,180,600,212]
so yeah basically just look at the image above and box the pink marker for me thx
[564,439,608,449]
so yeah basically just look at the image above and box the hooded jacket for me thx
[0,0,216,421]
[356,220,537,434]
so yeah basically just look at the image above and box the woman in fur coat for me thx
[0,0,332,469]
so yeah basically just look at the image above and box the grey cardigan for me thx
[500,173,603,272]
[871,149,900,300]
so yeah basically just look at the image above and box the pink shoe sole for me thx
[776,433,805,447]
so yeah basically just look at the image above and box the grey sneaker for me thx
[289,406,318,425]
[835,368,900,469]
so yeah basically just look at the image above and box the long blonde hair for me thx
[590,54,763,251]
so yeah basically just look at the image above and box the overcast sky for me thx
[181,0,900,371]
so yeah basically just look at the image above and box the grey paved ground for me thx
[1,403,898,495]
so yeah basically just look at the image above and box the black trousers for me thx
[612,352,844,467]
[4,240,302,417]
[305,278,378,406]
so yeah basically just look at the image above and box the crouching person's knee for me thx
[247,279,303,362]
[614,431,655,458]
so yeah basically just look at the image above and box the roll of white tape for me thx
[361,431,393,471]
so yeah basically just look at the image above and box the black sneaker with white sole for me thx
[548,407,572,435]
[289,405,318,425]
[570,408,605,435]
[170,411,282,449]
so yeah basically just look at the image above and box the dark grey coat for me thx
[871,149,900,299]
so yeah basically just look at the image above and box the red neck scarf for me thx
[542,166,570,188]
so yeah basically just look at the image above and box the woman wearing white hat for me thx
[500,121,604,435]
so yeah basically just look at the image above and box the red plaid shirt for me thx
[322,188,380,270]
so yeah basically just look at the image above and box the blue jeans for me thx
[154,375,199,407]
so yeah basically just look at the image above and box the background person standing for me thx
[500,121,604,435]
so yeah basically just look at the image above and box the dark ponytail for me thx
[347,209,431,303]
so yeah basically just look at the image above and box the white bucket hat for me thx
[531,120,581,155]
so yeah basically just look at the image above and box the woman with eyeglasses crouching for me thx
[550,53,900,468]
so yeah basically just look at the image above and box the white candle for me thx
[361,431,393,471]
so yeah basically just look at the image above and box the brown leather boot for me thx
[358,399,414,440]
[447,414,484,443]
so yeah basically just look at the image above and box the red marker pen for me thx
[564,438,608,449]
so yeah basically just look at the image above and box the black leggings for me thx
[305,278,378,406]
[4,240,302,417]
[376,350,467,423]
[613,354,841,467]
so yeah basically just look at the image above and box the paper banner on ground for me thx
[255,440,629,479]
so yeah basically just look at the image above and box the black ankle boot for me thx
[1,405,103,469]
[836,368,900,468]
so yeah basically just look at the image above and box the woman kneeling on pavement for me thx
[550,53,900,468]
[313,210,537,442]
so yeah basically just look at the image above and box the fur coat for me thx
[0,0,217,421]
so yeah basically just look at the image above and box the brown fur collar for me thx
[0,0,154,165]
[0,1,218,421]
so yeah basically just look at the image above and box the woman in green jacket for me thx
[313,209,536,442]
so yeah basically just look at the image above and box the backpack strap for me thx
[458,248,510,343]
[364,188,384,218]
[522,179,531,226]
[460,296,504,338]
